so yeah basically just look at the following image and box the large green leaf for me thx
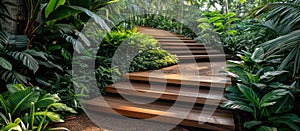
[251,48,264,63]
[259,30,300,75]
[36,94,60,109]
[260,71,288,81]
[24,50,48,61]
[0,69,28,85]
[220,100,254,112]
[259,89,289,107]
[29,102,35,130]
[45,0,66,18]
[46,5,110,31]
[237,83,260,106]
[270,92,294,114]
[268,114,300,130]
[225,86,241,94]
[60,34,84,53]
[0,95,8,116]
[45,5,82,24]
[244,120,262,129]
[6,84,24,93]
[224,93,247,101]
[226,66,249,84]
[35,111,64,122]
[68,6,110,31]
[6,51,39,73]
[49,103,77,114]
[0,57,12,71]
[6,87,40,116]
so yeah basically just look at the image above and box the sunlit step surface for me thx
[85,96,235,131]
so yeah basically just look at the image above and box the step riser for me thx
[168,50,220,55]
[123,76,230,89]
[154,37,191,40]
[161,47,212,50]
[86,106,233,131]
[105,87,225,105]
[159,43,205,47]
[158,41,198,43]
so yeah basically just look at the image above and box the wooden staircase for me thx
[85,27,234,130]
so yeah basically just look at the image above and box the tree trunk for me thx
[1,0,26,34]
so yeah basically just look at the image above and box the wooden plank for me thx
[158,39,198,43]
[167,50,220,55]
[105,82,226,105]
[85,96,235,131]
[153,36,191,40]
[161,46,212,50]
[158,43,205,47]
[122,72,231,88]
[176,54,227,60]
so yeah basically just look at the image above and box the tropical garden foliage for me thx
[0,0,300,130]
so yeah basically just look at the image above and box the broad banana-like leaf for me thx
[35,111,64,122]
[46,5,110,31]
[45,0,66,18]
[49,103,77,114]
[0,95,8,116]
[36,94,60,109]
[6,87,40,116]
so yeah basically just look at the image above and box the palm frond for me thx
[259,29,300,75]
[252,3,300,35]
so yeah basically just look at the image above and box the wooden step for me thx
[162,46,212,50]
[105,82,226,105]
[148,34,185,37]
[123,72,231,88]
[177,54,227,60]
[159,43,205,47]
[168,50,220,55]
[153,36,191,40]
[158,39,197,43]
[85,96,235,131]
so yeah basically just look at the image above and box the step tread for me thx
[168,50,220,54]
[85,96,234,130]
[158,40,197,43]
[154,36,191,40]
[105,82,226,105]
[162,46,212,50]
[123,72,231,88]
[159,43,204,46]
[176,54,227,60]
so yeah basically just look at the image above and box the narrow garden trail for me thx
[83,27,234,131]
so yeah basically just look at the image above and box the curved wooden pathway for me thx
[85,27,234,130]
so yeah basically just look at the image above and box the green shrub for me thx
[91,28,177,93]
[221,48,300,130]
[0,84,76,130]
[95,29,178,72]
